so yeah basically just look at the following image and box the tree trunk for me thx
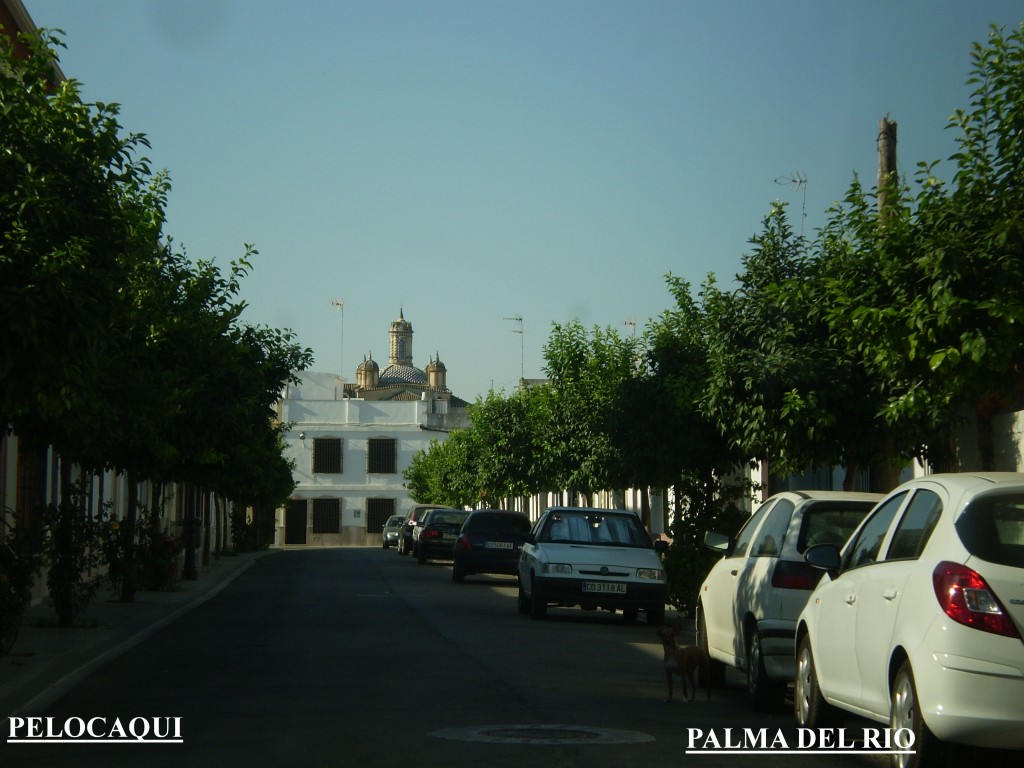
[120,469,138,602]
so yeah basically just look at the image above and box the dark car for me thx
[415,508,470,564]
[398,504,446,556]
[452,509,531,583]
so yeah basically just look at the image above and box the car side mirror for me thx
[804,543,842,574]
[703,530,733,556]
[654,539,669,554]
[524,533,536,545]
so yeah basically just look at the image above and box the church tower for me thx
[388,309,413,366]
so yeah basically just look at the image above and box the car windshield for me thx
[956,492,1024,568]
[540,512,651,547]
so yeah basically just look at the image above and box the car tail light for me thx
[420,528,441,541]
[455,534,473,551]
[771,559,821,590]
[932,561,1020,638]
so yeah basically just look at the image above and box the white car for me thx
[517,507,668,625]
[795,473,1024,766]
[697,490,881,709]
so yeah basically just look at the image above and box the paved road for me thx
[2,548,897,767]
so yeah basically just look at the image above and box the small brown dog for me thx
[656,625,711,703]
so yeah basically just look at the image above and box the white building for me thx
[275,310,471,546]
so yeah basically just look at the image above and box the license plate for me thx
[583,581,626,594]
[484,541,513,550]
[442,534,456,541]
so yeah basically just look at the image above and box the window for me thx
[366,498,396,533]
[732,501,774,558]
[956,491,1024,567]
[751,500,795,557]
[367,438,397,474]
[312,498,341,533]
[886,490,942,560]
[313,438,343,474]
[844,492,906,570]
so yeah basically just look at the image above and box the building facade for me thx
[276,310,470,546]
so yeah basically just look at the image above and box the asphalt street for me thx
[2,548,899,768]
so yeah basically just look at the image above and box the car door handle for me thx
[883,587,898,601]
[844,594,857,605]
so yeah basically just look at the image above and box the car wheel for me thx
[417,546,426,565]
[891,661,950,768]
[747,628,782,711]
[517,583,531,615]
[529,575,547,620]
[696,604,726,688]
[452,561,465,583]
[794,633,840,727]
[382,539,388,549]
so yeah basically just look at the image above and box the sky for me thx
[22,0,1024,402]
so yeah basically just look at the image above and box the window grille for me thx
[312,438,343,474]
[312,498,341,533]
[366,498,396,533]
[367,438,397,474]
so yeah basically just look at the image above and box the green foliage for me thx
[135,512,183,591]
[2,29,310,580]
[230,503,275,552]
[100,506,183,594]
[44,487,104,627]
[541,321,642,499]
[662,496,748,615]
[813,23,1024,467]
[0,511,45,654]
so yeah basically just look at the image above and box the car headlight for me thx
[542,563,572,575]
[636,568,665,580]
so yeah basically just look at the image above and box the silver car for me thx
[382,514,405,549]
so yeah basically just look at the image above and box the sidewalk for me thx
[0,549,273,719]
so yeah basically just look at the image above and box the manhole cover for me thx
[432,724,654,745]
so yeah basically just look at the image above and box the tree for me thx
[1,30,155,436]
[817,23,1024,470]
[467,387,553,508]
[541,321,641,502]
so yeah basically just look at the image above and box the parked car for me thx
[452,509,531,583]
[381,514,405,549]
[697,490,882,710]
[517,507,668,624]
[795,473,1024,766]
[414,508,470,564]
[397,504,446,556]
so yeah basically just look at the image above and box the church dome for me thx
[378,363,428,386]
[356,354,379,373]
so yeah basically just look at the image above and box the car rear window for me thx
[470,514,530,535]
[956,492,1024,568]
[797,503,876,553]
[431,511,469,526]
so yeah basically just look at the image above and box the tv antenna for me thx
[774,171,808,239]
[330,299,344,375]
[504,315,524,383]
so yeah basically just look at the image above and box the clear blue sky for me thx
[23,1,1024,401]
